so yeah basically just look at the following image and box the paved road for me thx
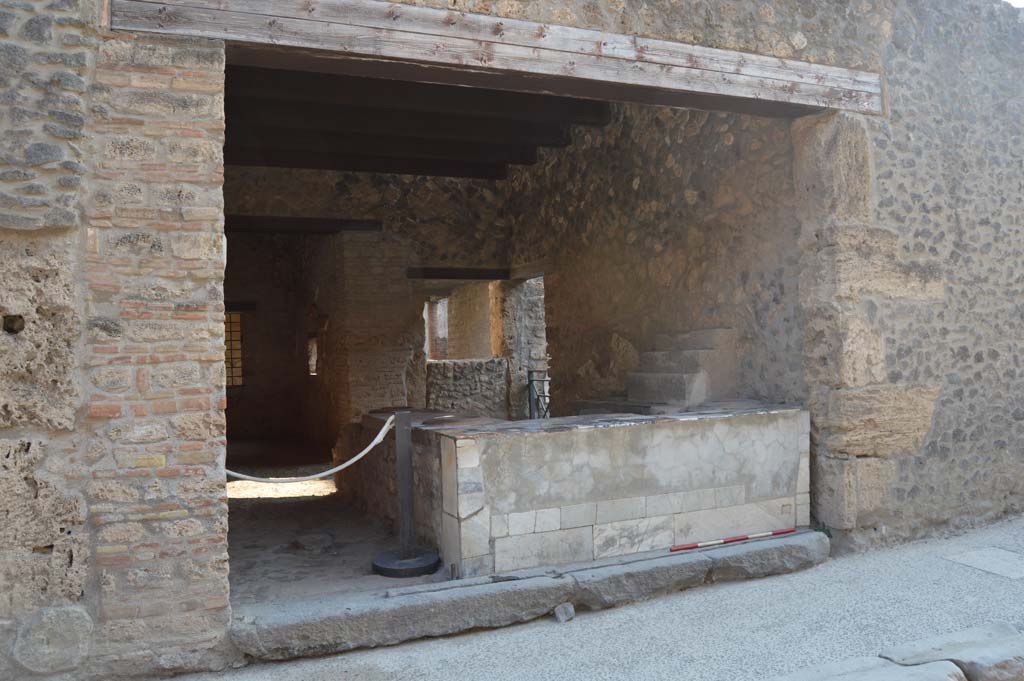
[175,516,1024,681]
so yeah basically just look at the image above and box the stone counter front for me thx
[425,407,810,577]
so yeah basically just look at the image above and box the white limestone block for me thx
[560,502,596,529]
[535,508,560,533]
[457,467,485,519]
[798,453,811,494]
[674,499,794,546]
[460,507,491,559]
[494,527,594,572]
[593,515,675,559]
[456,440,480,469]
[595,497,646,524]
[441,512,461,567]
[508,510,536,536]
[441,438,457,517]
[715,485,746,508]
[491,513,509,538]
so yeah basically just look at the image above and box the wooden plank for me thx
[227,66,611,125]
[224,147,508,179]
[126,0,881,95]
[227,125,539,164]
[406,267,511,280]
[225,45,819,118]
[111,0,883,115]
[226,96,573,146]
[225,215,383,233]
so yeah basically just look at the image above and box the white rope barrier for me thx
[225,414,396,483]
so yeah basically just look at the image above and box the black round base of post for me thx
[372,548,441,578]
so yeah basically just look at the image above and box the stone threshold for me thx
[230,530,828,662]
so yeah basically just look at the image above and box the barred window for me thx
[225,311,244,387]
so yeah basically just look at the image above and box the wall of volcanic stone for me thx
[0,0,235,676]
[506,104,807,414]
[794,0,1024,550]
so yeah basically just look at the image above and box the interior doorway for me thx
[219,63,602,605]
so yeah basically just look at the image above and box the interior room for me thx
[219,52,809,604]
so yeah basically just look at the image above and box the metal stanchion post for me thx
[372,410,441,578]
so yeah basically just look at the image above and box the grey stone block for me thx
[232,575,577,660]
[881,623,1019,666]
[12,606,93,674]
[553,602,575,623]
[707,531,829,582]
[881,623,1024,681]
[950,637,1024,681]
[771,657,967,681]
[572,552,711,610]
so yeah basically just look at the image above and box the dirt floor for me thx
[227,462,445,606]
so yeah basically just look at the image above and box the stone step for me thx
[638,349,710,373]
[653,327,737,351]
[626,370,707,405]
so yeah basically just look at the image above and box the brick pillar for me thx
[82,35,232,674]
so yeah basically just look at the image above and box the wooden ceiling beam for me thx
[406,267,512,280]
[226,126,539,165]
[224,66,613,126]
[225,215,383,234]
[225,97,573,147]
[224,147,508,180]
[110,0,883,116]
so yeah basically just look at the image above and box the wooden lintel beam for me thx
[224,147,508,180]
[226,126,539,165]
[407,267,512,281]
[225,215,383,234]
[225,97,573,147]
[110,0,883,116]
[224,66,612,125]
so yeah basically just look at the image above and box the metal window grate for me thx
[528,369,550,419]
[225,311,244,387]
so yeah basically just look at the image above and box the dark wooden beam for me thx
[225,97,572,147]
[225,47,820,118]
[225,215,383,234]
[406,267,511,280]
[226,66,613,126]
[227,126,539,165]
[110,0,883,116]
[224,147,508,180]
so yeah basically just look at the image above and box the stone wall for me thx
[0,0,234,675]
[795,0,1024,550]
[507,104,806,412]
[426,359,510,419]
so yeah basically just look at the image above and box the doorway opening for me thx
[220,63,599,605]
[220,44,812,607]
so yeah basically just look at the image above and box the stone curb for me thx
[772,621,1024,681]
[232,530,829,661]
